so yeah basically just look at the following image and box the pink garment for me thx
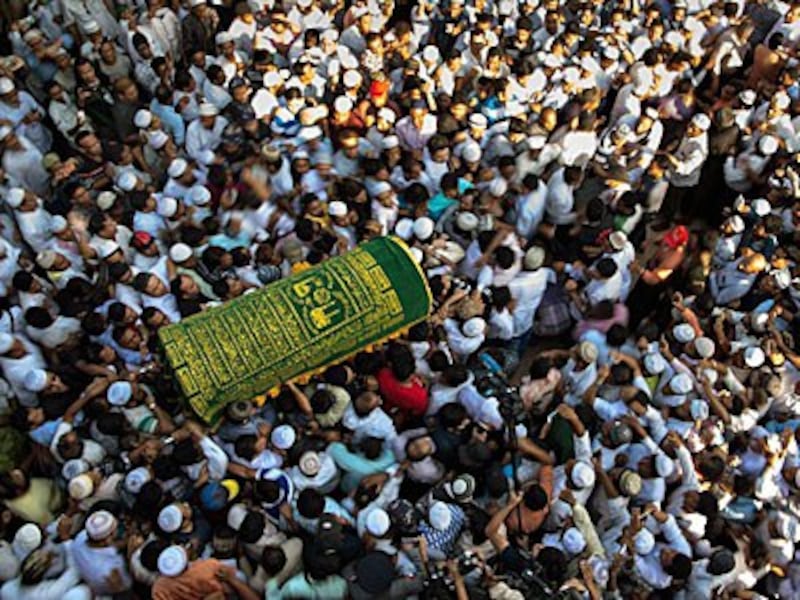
[573,302,630,339]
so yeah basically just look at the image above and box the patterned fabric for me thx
[160,237,431,423]
[419,503,466,558]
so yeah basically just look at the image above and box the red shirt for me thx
[377,367,429,417]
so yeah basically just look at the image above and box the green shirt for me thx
[266,573,347,600]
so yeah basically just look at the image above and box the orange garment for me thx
[505,465,554,535]
[152,559,226,600]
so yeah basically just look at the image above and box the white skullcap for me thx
[169,243,193,263]
[116,171,138,192]
[462,142,482,163]
[271,424,296,450]
[227,503,248,530]
[744,346,765,368]
[409,247,424,264]
[634,529,655,555]
[107,380,132,406]
[297,125,322,142]
[562,66,580,84]
[23,369,48,392]
[469,113,488,129]
[377,107,396,123]
[320,29,338,42]
[524,246,545,270]
[157,196,179,218]
[158,504,183,533]
[562,527,586,555]
[62,458,89,481]
[68,473,94,500]
[263,71,282,87]
[669,372,693,395]
[134,109,153,129]
[6,188,25,209]
[603,46,620,60]
[726,215,745,234]
[328,201,348,217]
[158,545,188,577]
[198,102,219,117]
[463,317,486,338]
[298,451,321,477]
[365,507,391,537]
[739,89,757,105]
[372,181,392,196]
[672,323,696,343]
[457,212,479,232]
[382,135,399,150]
[343,70,361,88]
[543,54,561,68]
[690,399,709,421]
[36,250,58,270]
[691,113,711,131]
[97,191,117,211]
[489,178,508,197]
[609,231,627,250]
[694,337,715,359]
[49,215,68,234]
[773,269,791,290]
[422,46,440,63]
[0,333,14,355]
[97,241,120,260]
[84,20,100,33]
[149,130,169,150]
[774,91,791,110]
[125,467,151,494]
[643,352,666,374]
[578,341,599,363]
[12,525,41,561]
[655,454,675,478]
[663,31,683,48]
[394,218,414,241]
[571,461,595,488]
[428,501,452,531]
[752,198,771,217]
[527,135,547,150]
[334,96,353,113]
[85,510,117,541]
[215,31,232,45]
[189,185,211,206]
[0,78,14,95]
[413,217,434,240]
[759,135,779,156]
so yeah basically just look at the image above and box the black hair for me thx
[666,553,693,580]
[261,545,287,576]
[239,511,266,544]
[296,488,325,518]
[524,484,548,510]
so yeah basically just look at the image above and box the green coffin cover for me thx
[159,236,432,423]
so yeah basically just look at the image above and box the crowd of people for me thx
[0,0,799,597]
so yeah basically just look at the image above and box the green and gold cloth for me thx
[159,237,432,423]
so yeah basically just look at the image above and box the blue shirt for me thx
[427,179,474,220]
[150,99,186,145]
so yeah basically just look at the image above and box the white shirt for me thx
[185,115,229,166]
[515,180,548,240]
[545,168,577,225]
[341,405,396,443]
[508,267,555,337]
[670,133,709,187]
